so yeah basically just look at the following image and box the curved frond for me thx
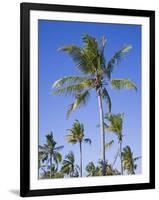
[65,134,78,144]
[54,151,62,163]
[66,90,90,117]
[84,138,92,145]
[58,44,96,74]
[54,145,64,151]
[52,84,86,96]
[52,76,91,88]
[105,140,114,150]
[102,88,111,114]
[105,45,132,79]
[111,79,137,91]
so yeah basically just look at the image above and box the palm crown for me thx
[66,120,91,177]
[122,145,140,175]
[38,132,64,178]
[61,151,80,177]
[52,34,136,117]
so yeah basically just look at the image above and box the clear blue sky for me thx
[38,20,141,176]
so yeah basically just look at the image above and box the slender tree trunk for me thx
[79,141,83,177]
[50,154,52,179]
[119,140,123,175]
[97,88,106,176]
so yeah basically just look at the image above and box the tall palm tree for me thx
[52,34,137,175]
[122,146,140,175]
[61,151,79,177]
[66,120,91,177]
[38,132,64,178]
[105,113,124,174]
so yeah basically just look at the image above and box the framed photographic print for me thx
[20,2,155,197]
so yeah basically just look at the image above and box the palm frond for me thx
[66,90,90,117]
[102,88,111,114]
[105,45,132,79]
[54,145,64,151]
[110,79,137,91]
[52,84,86,96]
[58,44,96,74]
[65,134,78,144]
[52,76,91,88]
[134,156,141,161]
[84,138,91,145]
[54,151,62,163]
[105,140,114,150]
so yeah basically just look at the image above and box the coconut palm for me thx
[52,34,137,175]
[61,151,80,177]
[66,120,91,177]
[86,162,99,177]
[38,132,64,178]
[122,146,140,175]
[105,113,124,174]
[97,159,120,176]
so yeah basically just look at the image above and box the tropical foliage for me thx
[122,146,140,175]
[66,120,91,177]
[38,34,140,179]
[38,132,64,178]
[61,151,80,177]
[52,34,137,175]
[105,113,124,174]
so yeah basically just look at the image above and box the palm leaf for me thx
[52,84,87,96]
[65,134,78,144]
[66,90,90,117]
[54,145,64,151]
[58,44,96,74]
[110,79,137,90]
[84,138,91,145]
[54,151,62,162]
[102,88,111,113]
[105,140,114,150]
[52,76,91,88]
[105,45,132,79]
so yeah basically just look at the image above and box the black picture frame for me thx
[20,2,155,197]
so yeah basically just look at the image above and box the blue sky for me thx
[38,20,141,176]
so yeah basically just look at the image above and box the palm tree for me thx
[61,151,79,177]
[122,146,140,175]
[86,162,99,177]
[105,113,124,174]
[66,120,91,177]
[52,34,137,175]
[38,132,64,178]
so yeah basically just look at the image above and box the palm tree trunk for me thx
[79,141,82,177]
[50,155,52,179]
[119,140,123,175]
[97,88,106,176]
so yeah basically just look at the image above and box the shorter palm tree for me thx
[61,151,80,177]
[86,162,100,177]
[122,146,140,175]
[66,120,91,177]
[38,132,64,178]
[105,113,124,174]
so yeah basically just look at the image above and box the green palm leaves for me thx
[122,146,140,175]
[105,45,132,79]
[111,79,137,90]
[66,120,91,144]
[105,113,124,174]
[51,34,138,177]
[38,132,64,178]
[66,120,91,177]
[61,151,80,177]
